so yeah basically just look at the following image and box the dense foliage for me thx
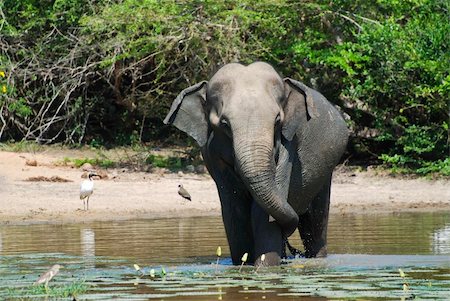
[0,0,448,174]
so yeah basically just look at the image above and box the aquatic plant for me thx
[2,258,449,300]
[215,246,222,272]
[239,253,249,273]
[133,263,144,276]
[255,254,266,274]
[5,280,88,299]
[399,268,410,292]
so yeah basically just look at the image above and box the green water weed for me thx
[5,280,88,299]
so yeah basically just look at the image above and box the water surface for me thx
[1,212,449,300]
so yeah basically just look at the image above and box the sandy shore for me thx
[0,150,449,225]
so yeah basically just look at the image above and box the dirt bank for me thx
[0,150,448,225]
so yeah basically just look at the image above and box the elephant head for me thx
[164,62,318,238]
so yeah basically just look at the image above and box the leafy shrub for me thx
[289,0,449,174]
[1,0,448,175]
[146,154,182,169]
[71,157,115,168]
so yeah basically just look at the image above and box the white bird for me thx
[80,173,97,210]
[178,184,191,201]
[34,264,62,288]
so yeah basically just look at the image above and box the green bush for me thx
[146,154,182,169]
[289,0,449,175]
[70,157,115,169]
[1,0,448,175]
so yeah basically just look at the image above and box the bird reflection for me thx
[431,223,450,254]
[81,228,95,268]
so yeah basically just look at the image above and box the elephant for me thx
[164,62,348,266]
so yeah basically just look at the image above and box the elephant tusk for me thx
[268,215,276,222]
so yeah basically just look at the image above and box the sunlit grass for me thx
[60,157,116,168]
[0,141,46,153]
[5,280,88,299]
[0,142,196,172]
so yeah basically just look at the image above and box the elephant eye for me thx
[220,118,229,127]
[219,118,232,138]
[275,113,281,126]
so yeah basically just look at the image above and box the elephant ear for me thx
[282,78,319,141]
[163,81,209,147]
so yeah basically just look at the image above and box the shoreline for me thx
[0,150,449,226]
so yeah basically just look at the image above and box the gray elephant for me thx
[164,62,348,266]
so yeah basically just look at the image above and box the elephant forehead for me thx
[208,84,282,118]
[209,75,283,101]
[210,63,282,86]
[224,91,281,118]
[207,63,284,114]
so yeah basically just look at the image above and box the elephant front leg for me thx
[219,186,255,265]
[251,202,285,266]
[298,176,331,258]
[204,135,255,265]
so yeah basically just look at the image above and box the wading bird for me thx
[80,172,98,210]
[178,184,191,201]
[34,264,62,288]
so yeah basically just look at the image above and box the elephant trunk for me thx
[233,133,299,237]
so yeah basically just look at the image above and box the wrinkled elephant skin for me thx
[164,62,348,266]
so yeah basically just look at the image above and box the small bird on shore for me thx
[34,264,62,288]
[178,184,191,201]
[80,172,98,210]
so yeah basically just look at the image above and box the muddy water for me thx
[1,212,449,300]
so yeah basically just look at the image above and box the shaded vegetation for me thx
[0,0,448,175]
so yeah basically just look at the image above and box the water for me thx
[1,212,449,300]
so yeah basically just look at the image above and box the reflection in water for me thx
[0,212,449,300]
[81,228,95,257]
[0,212,448,263]
[326,212,450,255]
[432,223,450,254]
[81,228,95,268]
